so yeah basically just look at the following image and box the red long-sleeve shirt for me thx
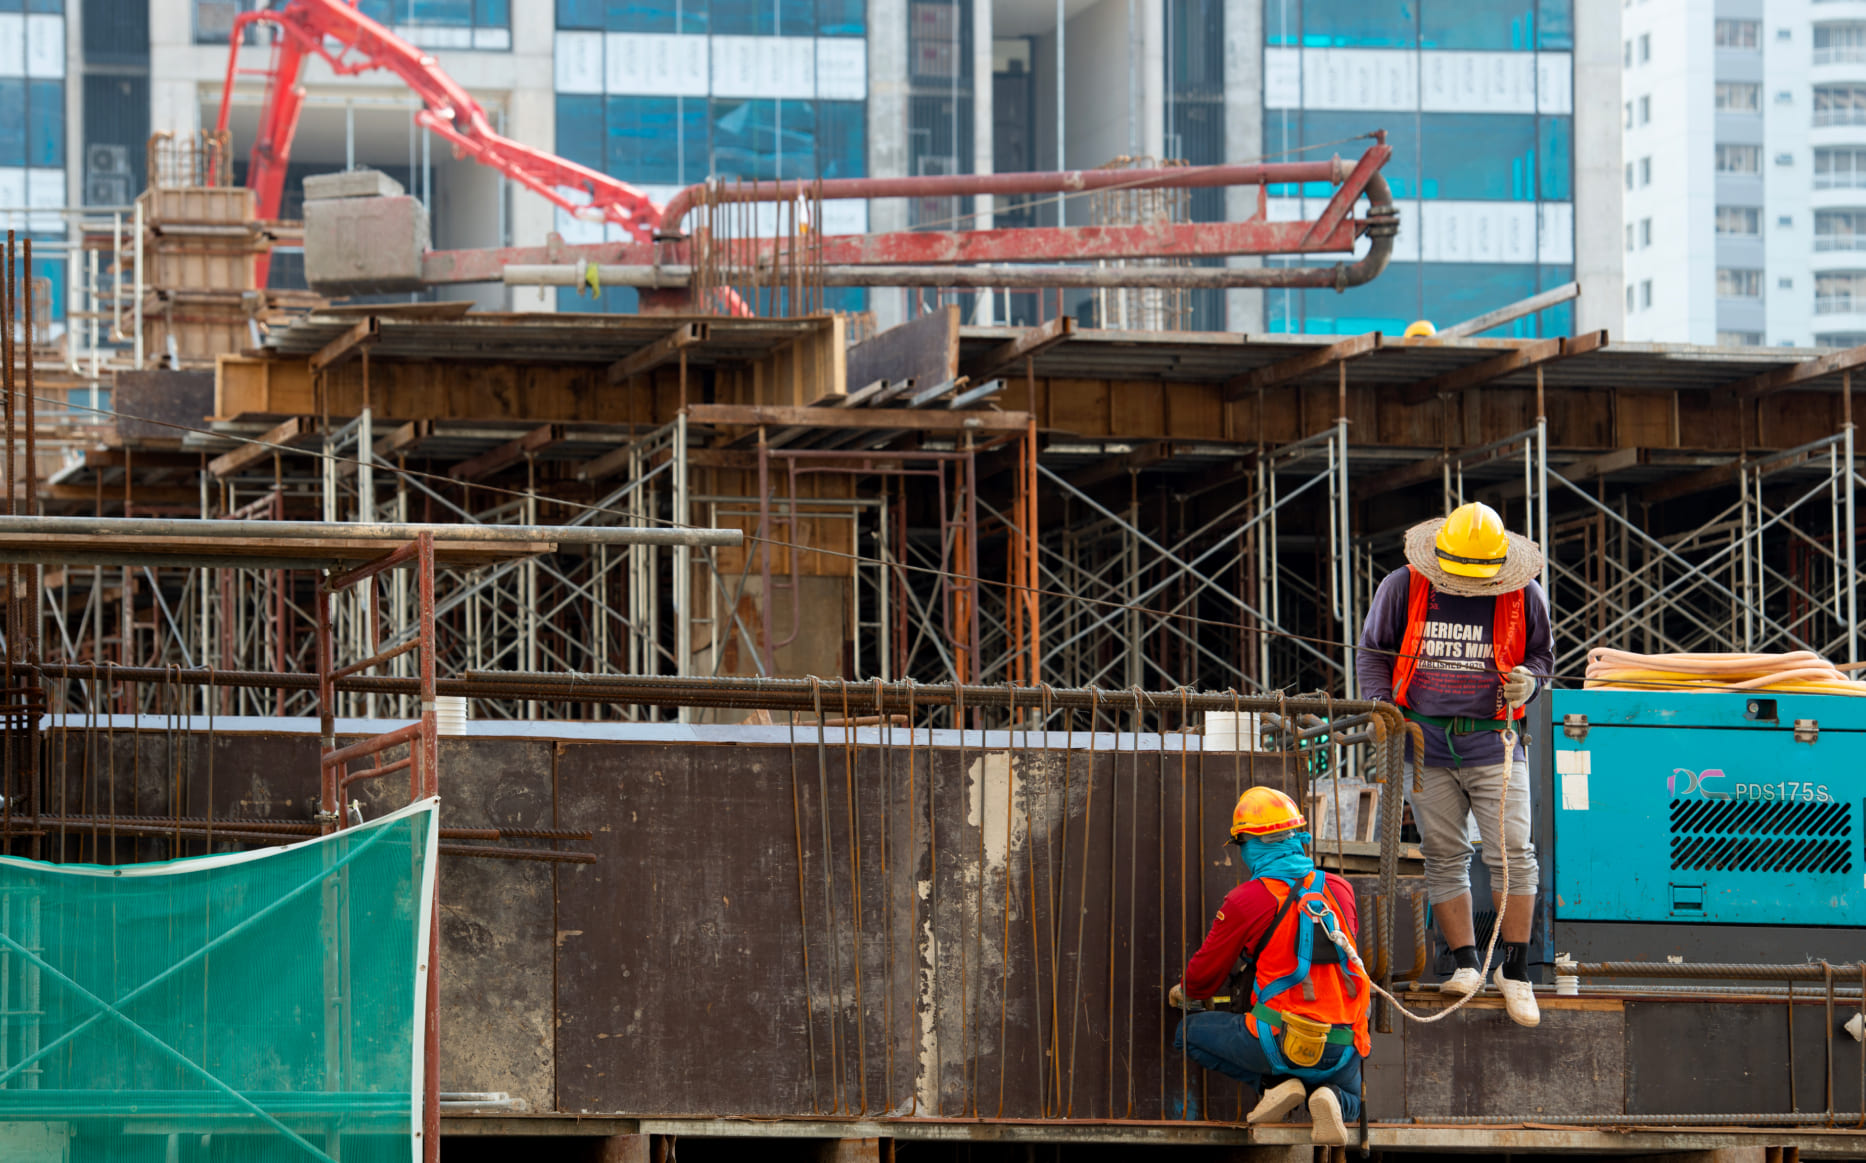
[1182,873,1359,1000]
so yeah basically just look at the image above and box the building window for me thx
[1720,331,1764,345]
[1637,95,1649,124]
[1627,284,1636,312]
[0,78,66,169]
[1715,82,1760,113]
[1777,152,1796,166]
[1780,277,1795,289]
[1640,156,1652,185]
[1641,217,1652,246]
[1625,101,1633,128]
[1815,23,1866,65]
[1625,162,1634,190]
[1815,332,1866,347]
[1716,206,1761,235]
[1717,267,1763,298]
[1816,147,1866,188]
[1814,85,1866,127]
[1626,223,1635,252]
[1639,32,1650,61]
[1715,19,1760,49]
[1815,272,1866,313]
[1624,38,1632,66]
[200,0,513,47]
[1780,214,1794,227]
[1815,209,1866,251]
[1641,279,1653,308]
[1716,143,1763,174]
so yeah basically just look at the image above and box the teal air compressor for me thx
[1549,689,1863,927]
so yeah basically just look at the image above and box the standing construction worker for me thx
[1356,500,1550,1027]
[1168,787,1370,1145]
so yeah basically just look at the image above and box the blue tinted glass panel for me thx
[1282,110,1417,199]
[603,96,709,184]
[28,80,62,167]
[28,0,62,11]
[1421,0,1533,50]
[0,80,24,166]
[823,287,868,312]
[556,94,606,170]
[605,0,701,32]
[1266,0,1296,45]
[1421,262,1538,336]
[558,0,603,27]
[32,250,64,319]
[777,0,812,35]
[1300,0,1416,48]
[1536,263,1573,336]
[819,0,863,36]
[410,0,472,23]
[1538,115,1572,200]
[710,0,770,34]
[557,286,640,313]
[478,0,510,26]
[1272,259,1420,334]
[357,0,394,23]
[1420,114,1535,199]
[817,100,865,178]
[714,99,821,180]
[1537,0,1572,49]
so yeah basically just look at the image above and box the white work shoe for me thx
[1493,968,1541,1027]
[1308,1086,1349,1146]
[1439,966,1483,996]
[1247,1078,1307,1125]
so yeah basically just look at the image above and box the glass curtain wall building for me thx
[553,0,869,313]
[1,0,69,320]
[1263,0,1577,337]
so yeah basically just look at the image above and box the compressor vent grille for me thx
[1668,799,1854,874]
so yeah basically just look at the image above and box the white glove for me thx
[1503,665,1537,710]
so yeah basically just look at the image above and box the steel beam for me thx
[1727,341,1866,399]
[308,316,379,372]
[207,416,308,478]
[687,405,1030,432]
[962,317,1073,383]
[448,424,566,482]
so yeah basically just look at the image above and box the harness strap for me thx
[1250,1003,1357,1046]
[1401,707,1515,768]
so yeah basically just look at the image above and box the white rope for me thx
[1313,728,1516,1025]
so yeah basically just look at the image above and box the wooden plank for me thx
[1222,332,1383,401]
[845,306,959,395]
[374,419,433,459]
[607,323,707,384]
[962,316,1074,383]
[450,424,568,482]
[207,416,306,478]
[1398,330,1608,406]
[1642,459,1742,505]
[687,404,1030,432]
[575,439,644,483]
[308,316,379,372]
[46,485,201,505]
[1726,342,1866,400]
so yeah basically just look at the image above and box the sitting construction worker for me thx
[1356,499,1550,1027]
[1167,787,1369,1146]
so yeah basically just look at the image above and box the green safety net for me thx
[0,798,438,1163]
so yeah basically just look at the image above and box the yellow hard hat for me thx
[1403,320,1437,338]
[1435,501,1510,579]
[1230,786,1306,842]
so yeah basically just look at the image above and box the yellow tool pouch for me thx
[1277,1011,1331,1068]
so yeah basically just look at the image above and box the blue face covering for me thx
[1242,830,1316,887]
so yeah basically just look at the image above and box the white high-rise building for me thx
[1623,0,1866,347]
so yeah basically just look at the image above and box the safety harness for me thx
[1391,565,1528,766]
[1240,872,1369,1081]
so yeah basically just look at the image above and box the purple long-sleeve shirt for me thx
[1355,567,1553,767]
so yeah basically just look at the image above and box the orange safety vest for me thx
[1390,565,1527,720]
[1244,874,1373,1057]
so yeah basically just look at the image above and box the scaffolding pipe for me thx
[499,263,1393,290]
[0,516,742,548]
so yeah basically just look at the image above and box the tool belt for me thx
[1251,1003,1354,1067]
[1401,707,1517,767]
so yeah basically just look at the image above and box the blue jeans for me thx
[1172,1010,1363,1122]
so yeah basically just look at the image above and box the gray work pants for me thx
[1406,758,1539,905]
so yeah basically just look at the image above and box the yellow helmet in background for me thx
[1435,501,1510,579]
[1403,320,1438,338]
[1229,786,1307,842]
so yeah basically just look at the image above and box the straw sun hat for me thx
[1402,518,1545,598]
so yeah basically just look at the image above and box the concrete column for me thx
[972,0,995,322]
[148,0,202,137]
[869,0,911,329]
[1572,0,1625,336]
[1140,0,1165,160]
[1224,0,1264,332]
[506,12,559,313]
